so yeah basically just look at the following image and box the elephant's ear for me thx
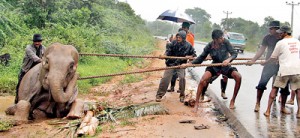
[73,63,78,70]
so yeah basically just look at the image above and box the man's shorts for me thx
[274,75,300,90]
[206,66,238,79]
[207,75,227,84]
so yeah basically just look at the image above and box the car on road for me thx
[225,32,247,53]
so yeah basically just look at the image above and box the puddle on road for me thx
[0,96,14,117]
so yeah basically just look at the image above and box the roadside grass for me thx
[0,56,142,95]
[120,119,136,127]
[120,74,143,84]
[0,120,14,132]
[0,61,20,95]
[77,57,128,93]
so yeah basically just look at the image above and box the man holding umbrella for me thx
[156,30,196,103]
[182,22,194,47]
[167,22,195,93]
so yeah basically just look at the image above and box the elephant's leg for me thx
[45,102,56,116]
[56,103,70,118]
[29,92,50,113]
[15,100,31,122]
[32,109,47,120]
[67,99,84,119]
[30,100,51,120]
[5,104,17,115]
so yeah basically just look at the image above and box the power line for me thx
[223,11,232,30]
[286,1,300,33]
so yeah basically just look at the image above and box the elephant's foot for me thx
[5,104,17,115]
[67,99,84,119]
[15,100,31,123]
[32,109,47,120]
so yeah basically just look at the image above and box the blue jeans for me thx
[256,63,279,90]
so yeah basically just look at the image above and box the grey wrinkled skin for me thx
[6,42,80,120]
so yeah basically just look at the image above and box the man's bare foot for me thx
[229,100,235,109]
[281,108,291,114]
[192,105,199,113]
[297,113,300,119]
[200,97,211,103]
[254,103,260,112]
[200,95,204,101]
[264,112,270,117]
[286,100,294,105]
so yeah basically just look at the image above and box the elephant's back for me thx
[18,63,42,101]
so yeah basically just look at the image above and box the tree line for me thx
[0,0,154,94]
[147,7,290,48]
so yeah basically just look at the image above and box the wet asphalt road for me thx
[190,42,300,138]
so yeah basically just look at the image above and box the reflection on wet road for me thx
[191,42,300,137]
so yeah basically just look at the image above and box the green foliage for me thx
[0,0,154,94]
[0,120,13,132]
[185,8,213,40]
[120,119,136,127]
[220,18,262,49]
[77,57,128,93]
[147,7,282,48]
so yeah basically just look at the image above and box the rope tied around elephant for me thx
[78,61,264,80]
[79,53,263,61]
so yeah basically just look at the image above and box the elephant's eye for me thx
[69,62,74,70]
[43,58,49,69]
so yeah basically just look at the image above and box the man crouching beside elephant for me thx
[6,42,84,122]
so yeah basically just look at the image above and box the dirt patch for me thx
[0,39,235,138]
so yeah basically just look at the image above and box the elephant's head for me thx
[40,43,79,103]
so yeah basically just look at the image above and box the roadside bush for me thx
[0,0,154,94]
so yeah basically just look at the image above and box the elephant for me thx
[6,42,84,121]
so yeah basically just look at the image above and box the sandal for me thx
[194,124,210,130]
[179,120,196,124]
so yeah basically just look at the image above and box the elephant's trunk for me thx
[49,73,78,103]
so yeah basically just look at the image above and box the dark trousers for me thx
[15,70,26,104]
[256,63,279,90]
[156,69,186,98]
[170,71,179,89]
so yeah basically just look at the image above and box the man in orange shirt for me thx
[182,22,194,46]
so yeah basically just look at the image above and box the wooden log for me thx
[87,117,99,136]
[66,99,84,119]
[77,110,99,136]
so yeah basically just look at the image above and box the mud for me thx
[0,40,235,138]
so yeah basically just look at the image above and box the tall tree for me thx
[185,8,212,39]
[220,17,261,46]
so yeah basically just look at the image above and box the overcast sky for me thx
[120,0,300,37]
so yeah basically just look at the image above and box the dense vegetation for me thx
[148,7,290,50]
[0,0,154,94]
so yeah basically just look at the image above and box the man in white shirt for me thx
[263,26,300,118]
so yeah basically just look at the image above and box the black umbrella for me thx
[157,9,195,24]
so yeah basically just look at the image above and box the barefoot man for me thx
[182,29,242,112]
[263,25,300,117]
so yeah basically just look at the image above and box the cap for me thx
[182,22,190,28]
[268,21,280,28]
[33,34,43,42]
[276,26,292,34]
